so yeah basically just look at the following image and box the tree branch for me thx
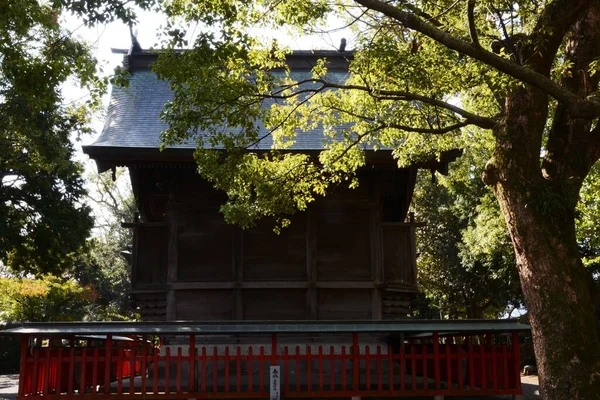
[353,0,600,117]
[261,77,497,128]
[467,0,480,48]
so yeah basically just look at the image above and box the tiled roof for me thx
[87,68,353,152]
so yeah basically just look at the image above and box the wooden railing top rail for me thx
[1,320,530,336]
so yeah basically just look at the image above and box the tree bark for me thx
[487,87,600,399]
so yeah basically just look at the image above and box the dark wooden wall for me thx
[128,165,419,321]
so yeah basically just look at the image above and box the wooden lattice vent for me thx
[382,291,415,319]
[133,292,167,321]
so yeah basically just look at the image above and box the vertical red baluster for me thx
[341,346,346,390]
[295,346,300,392]
[445,344,451,391]
[491,338,498,391]
[212,347,218,393]
[18,336,28,396]
[480,340,486,390]
[467,337,474,390]
[56,347,63,395]
[376,345,382,392]
[365,345,371,391]
[502,344,508,389]
[433,332,440,390]
[236,347,241,392]
[318,346,323,391]
[141,337,147,395]
[43,343,51,395]
[189,335,196,393]
[81,347,87,395]
[176,347,182,394]
[457,340,464,391]
[129,345,135,395]
[201,347,207,392]
[153,348,159,394]
[248,347,253,393]
[117,345,123,395]
[410,343,416,391]
[224,347,230,393]
[353,333,359,391]
[512,332,521,392]
[259,346,265,392]
[92,347,99,394]
[283,346,289,393]
[329,346,335,392]
[67,345,75,395]
[165,347,171,395]
[307,346,312,391]
[399,342,405,391]
[104,334,112,395]
[388,345,394,392]
[271,334,277,365]
[422,342,428,391]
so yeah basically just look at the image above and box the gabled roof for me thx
[83,50,460,173]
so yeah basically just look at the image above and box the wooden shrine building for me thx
[0,50,529,400]
[82,50,458,323]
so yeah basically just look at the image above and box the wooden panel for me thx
[135,227,167,287]
[242,215,306,280]
[316,206,372,280]
[318,289,372,320]
[177,211,234,281]
[242,289,307,320]
[382,225,415,285]
[175,290,233,320]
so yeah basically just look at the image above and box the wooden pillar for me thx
[306,209,318,319]
[233,230,243,319]
[370,206,383,320]
[166,207,178,320]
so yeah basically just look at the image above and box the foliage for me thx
[0,275,96,322]
[0,0,154,275]
[75,168,138,321]
[150,1,600,396]
[412,134,522,319]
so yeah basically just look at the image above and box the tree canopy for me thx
[0,0,152,275]
[150,1,600,398]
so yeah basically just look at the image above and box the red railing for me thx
[17,331,522,399]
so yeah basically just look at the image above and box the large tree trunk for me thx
[496,185,600,399]
[485,87,600,399]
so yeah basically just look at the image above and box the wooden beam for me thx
[306,209,318,319]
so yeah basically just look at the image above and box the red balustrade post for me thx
[141,337,147,395]
[104,334,112,394]
[18,336,28,397]
[92,347,99,394]
[512,332,522,392]
[80,347,87,395]
[43,341,51,395]
[318,346,323,391]
[329,346,335,392]
[433,332,440,390]
[236,347,242,392]
[56,346,63,396]
[189,334,196,392]
[365,345,371,391]
[225,347,230,393]
[176,347,182,394]
[67,345,75,395]
[467,336,475,390]
[352,333,359,391]
[165,347,171,395]
[248,347,253,393]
